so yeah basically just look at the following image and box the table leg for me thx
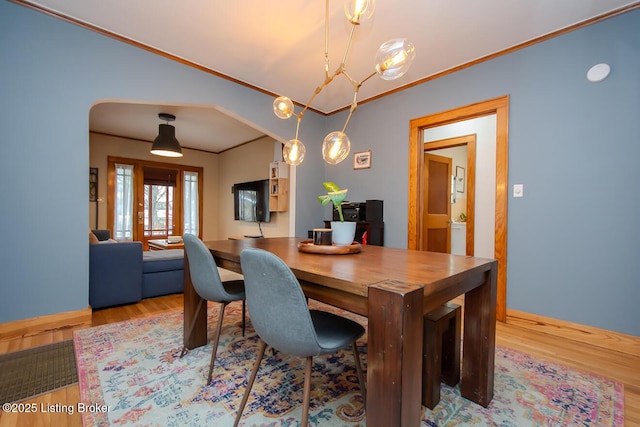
[460,261,497,407]
[183,252,208,349]
[367,281,423,427]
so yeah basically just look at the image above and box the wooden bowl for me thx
[297,240,362,255]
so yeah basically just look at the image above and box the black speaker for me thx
[365,200,383,222]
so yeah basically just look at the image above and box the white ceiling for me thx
[21,0,638,153]
[89,102,267,153]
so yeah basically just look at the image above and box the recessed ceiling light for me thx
[586,63,610,83]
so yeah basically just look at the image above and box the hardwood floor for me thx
[1,294,638,426]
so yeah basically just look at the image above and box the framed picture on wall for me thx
[353,150,372,169]
[456,166,465,193]
[89,167,98,202]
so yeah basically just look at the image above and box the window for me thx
[144,184,175,237]
[114,163,134,240]
[184,171,199,236]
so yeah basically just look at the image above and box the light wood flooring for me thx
[1,294,638,426]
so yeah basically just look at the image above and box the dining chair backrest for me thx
[183,233,234,302]
[240,248,322,356]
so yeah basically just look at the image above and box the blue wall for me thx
[1,2,638,336]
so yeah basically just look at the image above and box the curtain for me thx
[114,163,134,240]
[183,171,199,236]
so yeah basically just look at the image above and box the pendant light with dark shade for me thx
[151,113,183,157]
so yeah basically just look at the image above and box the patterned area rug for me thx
[74,302,623,426]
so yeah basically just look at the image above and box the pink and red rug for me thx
[74,302,623,426]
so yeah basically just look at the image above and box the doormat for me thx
[0,340,78,403]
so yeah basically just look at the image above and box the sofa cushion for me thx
[142,270,184,298]
[91,229,112,241]
[143,249,184,273]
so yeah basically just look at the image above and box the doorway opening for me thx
[142,166,178,239]
[107,156,203,250]
[408,95,509,321]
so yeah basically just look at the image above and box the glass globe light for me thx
[322,131,351,165]
[273,96,294,119]
[344,0,375,24]
[374,38,416,80]
[283,139,306,165]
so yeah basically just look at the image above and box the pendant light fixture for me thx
[274,0,416,166]
[151,113,183,158]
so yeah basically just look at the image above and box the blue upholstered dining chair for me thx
[233,248,366,427]
[181,233,246,385]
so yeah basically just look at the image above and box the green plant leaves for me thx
[317,195,332,206]
[318,182,348,222]
[322,182,341,192]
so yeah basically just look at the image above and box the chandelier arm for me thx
[341,106,356,133]
[294,116,302,140]
[341,69,359,86]
[298,68,342,119]
[340,24,358,68]
[341,89,360,133]
[359,70,378,86]
[324,0,330,78]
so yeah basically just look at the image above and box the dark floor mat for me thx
[0,340,78,403]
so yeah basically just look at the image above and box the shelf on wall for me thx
[269,161,289,212]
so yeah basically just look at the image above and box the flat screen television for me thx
[233,179,271,223]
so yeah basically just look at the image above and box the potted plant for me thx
[318,182,356,245]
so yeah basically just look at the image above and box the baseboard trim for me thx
[506,309,640,358]
[0,307,92,342]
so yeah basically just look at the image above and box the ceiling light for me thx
[283,139,306,166]
[273,0,416,166]
[151,113,183,158]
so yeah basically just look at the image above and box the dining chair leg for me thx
[180,298,205,358]
[301,356,313,427]
[241,299,246,337]
[207,301,228,384]
[233,340,267,427]
[352,343,366,406]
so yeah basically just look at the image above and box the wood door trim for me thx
[106,156,204,242]
[408,95,509,322]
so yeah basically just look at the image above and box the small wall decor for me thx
[89,167,98,201]
[456,166,465,193]
[353,150,372,170]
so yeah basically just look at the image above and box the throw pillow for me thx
[89,230,99,244]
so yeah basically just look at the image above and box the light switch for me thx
[513,184,524,198]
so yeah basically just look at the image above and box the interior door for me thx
[422,153,451,253]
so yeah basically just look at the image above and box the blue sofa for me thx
[142,249,185,298]
[89,230,184,309]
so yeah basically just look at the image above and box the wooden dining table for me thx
[183,237,497,427]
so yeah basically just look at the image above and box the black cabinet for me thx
[322,220,384,246]
[324,199,384,246]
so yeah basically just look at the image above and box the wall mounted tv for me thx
[233,179,271,223]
